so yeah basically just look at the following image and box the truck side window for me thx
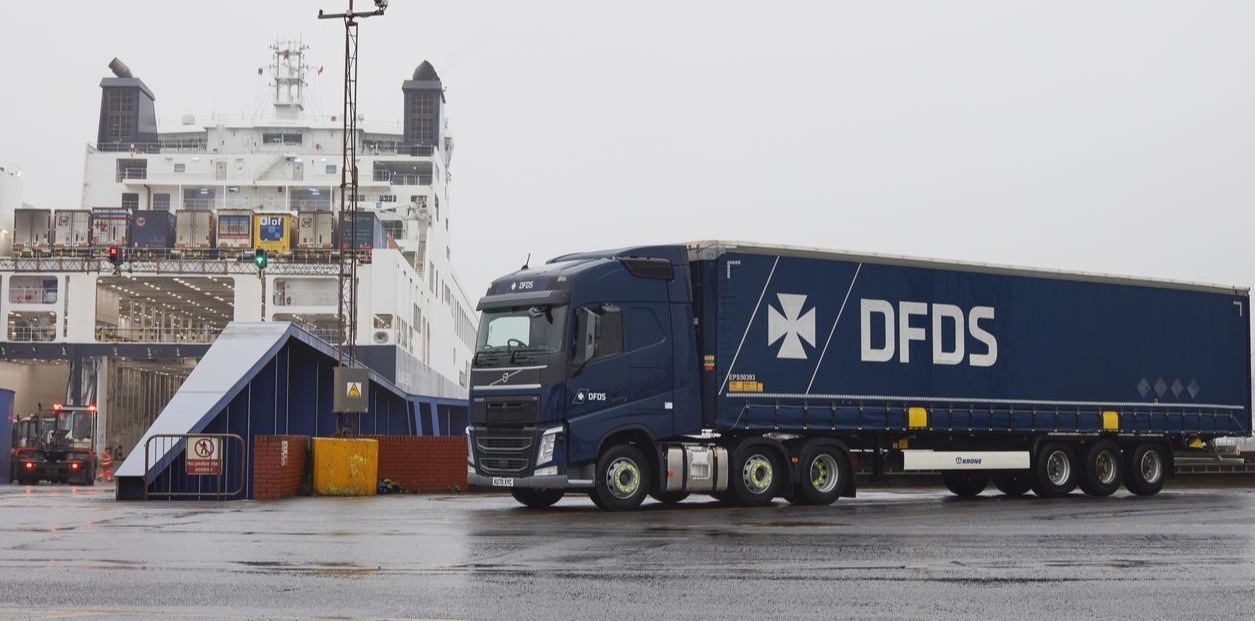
[575,304,624,362]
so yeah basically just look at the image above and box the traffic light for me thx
[107,246,122,266]
[254,248,268,270]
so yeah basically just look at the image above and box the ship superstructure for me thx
[0,43,477,457]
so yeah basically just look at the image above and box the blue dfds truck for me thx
[468,242,1251,510]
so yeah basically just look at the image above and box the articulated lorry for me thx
[467,242,1251,510]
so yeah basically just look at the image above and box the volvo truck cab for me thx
[467,246,702,509]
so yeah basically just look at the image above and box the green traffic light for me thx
[254,249,268,269]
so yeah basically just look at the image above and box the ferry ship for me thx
[0,42,476,458]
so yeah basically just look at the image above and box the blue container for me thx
[130,210,177,248]
[340,211,387,252]
[696,247,1252,436]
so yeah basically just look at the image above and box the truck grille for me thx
[476,436,533,451]
[473,426,536,476]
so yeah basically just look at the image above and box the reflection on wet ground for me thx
[1,484,1252,619]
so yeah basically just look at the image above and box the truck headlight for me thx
[537,426,562,466]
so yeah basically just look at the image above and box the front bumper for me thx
[469,464,594,494]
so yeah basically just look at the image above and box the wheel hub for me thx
[743,455,774,494]
[1140,451,1162,484]
[606,458,640,499]
[1095,450,1118,486]
[810,454,840,494]
[1046,450,1071,486]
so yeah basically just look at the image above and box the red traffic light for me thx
[108,246,122,266]
[52,403,62,412]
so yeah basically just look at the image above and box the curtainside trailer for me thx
[467,241,1252,510]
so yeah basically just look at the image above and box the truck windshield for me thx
[474,305,568,364]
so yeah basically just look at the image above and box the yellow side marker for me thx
[1102,410,1119,431]
[908,407,927,429]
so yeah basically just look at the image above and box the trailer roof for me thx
[687,240,1249,296]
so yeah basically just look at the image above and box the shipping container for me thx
[52,210,91,249]
[468,241,1253,510]
[339,211,387,252]
[89,208,130,247]
[252,212,294,255]
[215,210,254,250]
[13,208,52,250]
[175,210,216,249]
[130,210,177,248]
[295,211,335,250]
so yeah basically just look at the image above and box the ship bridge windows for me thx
[183,187,216,210]
[262,131,303,145]
[7,311,57,342]
[373,161,433,186]
[8,276,58,304]
[116,159,147,181]
[272,278,337,307]
[291,187,332,212]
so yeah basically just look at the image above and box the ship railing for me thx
[116,168,148,181]
[272,291,339,307]
[5,246,370,263]
[7,326,56,342]
[94,326,223,344]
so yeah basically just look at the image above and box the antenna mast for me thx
[319,0,387,370]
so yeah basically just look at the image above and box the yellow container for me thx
[311,438,378,496]
[252,212,293,255]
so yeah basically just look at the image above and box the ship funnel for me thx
[108,58,133,78]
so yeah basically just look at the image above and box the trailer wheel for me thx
[1030,442,1078,498]
[991,471,1033,497]
[942,471,989,498]
[510,488,565,509]
[1123,443,1167,496]
[592,444,650,511]
[795,444,848,505]
[649,491,690,504]
[729,444,783,507]
[1078,441,1122,497]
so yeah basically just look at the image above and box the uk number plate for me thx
[491,477,515,487]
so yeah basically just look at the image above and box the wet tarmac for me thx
[1,483,1253,620]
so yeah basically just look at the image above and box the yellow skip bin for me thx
[312,438,379,496]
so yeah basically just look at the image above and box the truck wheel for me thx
[796,444,848,505]
[588,490,607,509]
[1123,443,1167,496]
[592,444,650,511]
[649,491,690,504]
[991,471,1033,497]
[941,471,989,497]
[1078,441,1122,497]
[511,488,565,508]
[1031,442,1078,498]
[730,444,783,507]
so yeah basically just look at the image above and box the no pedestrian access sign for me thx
[186,436,222,476]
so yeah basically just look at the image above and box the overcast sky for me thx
[1,1,1252,299]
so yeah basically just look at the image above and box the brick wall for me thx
[253,435,309,500]
[368,435,467,493]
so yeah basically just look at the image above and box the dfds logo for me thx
[860,299,998,367]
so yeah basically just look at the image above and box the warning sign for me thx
[333,367,369,413]
[186,436,221,476]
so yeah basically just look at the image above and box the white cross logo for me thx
[767,293,816,360]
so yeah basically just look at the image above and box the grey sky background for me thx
[1,0,1252,301]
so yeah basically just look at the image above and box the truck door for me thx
[625,305,675,436]
[566,304,630,458]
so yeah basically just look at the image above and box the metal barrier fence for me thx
[143,433,246,500]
